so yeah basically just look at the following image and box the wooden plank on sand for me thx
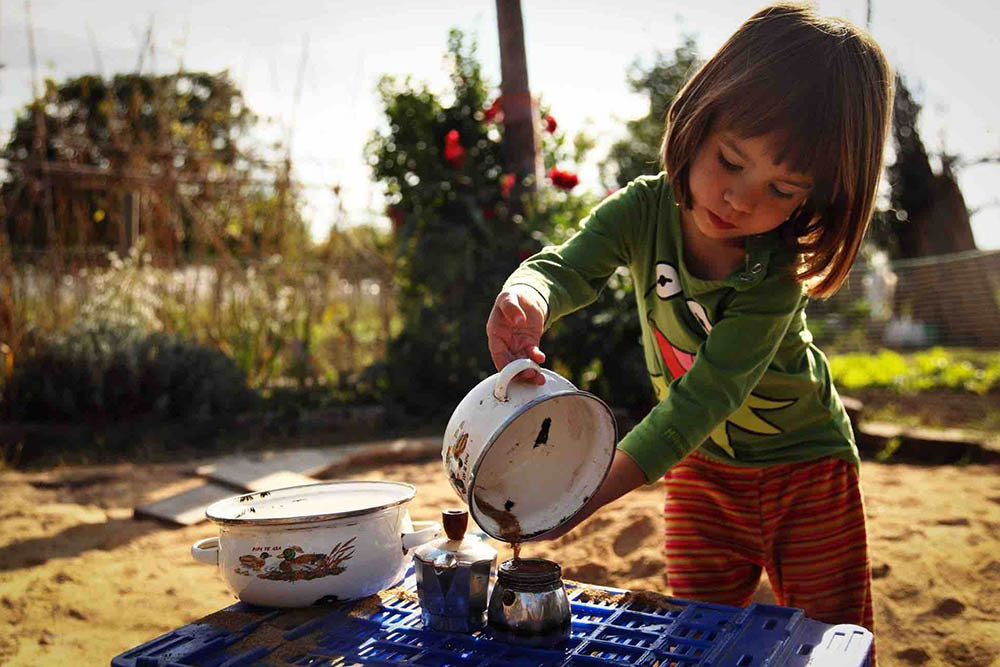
[133,480,237,526]
[139,438,443,525]
[196,448,337,490]
[239,470,319,492]
[325,437,442,472]
[197,439,443,486]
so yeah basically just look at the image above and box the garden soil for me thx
[1,455,999,666]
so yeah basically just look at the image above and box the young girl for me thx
[486,0,893,654]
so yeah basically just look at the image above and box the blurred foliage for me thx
[363,31,709,415]
[880,75,977,259]
[599,37,700,189]
[3,231,396,404]
[0,69,389,412]
[364,30,605,412]
[829,347,1000,395]
[2,70,309,260]
[806,297,876,353]
[1,318,253,423]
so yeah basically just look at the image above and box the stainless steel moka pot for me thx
[487,558,571,637]
[413,509,497,632]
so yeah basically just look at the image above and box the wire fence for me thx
[808,249,1000,352]
[1,246,397,390]
[3,242,998,430]
[803,249,1000,433]
[6,245,1000,361]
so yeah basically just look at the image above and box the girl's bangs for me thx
[712,73,840,196]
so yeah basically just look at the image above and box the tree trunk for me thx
[896,170,977,258]
[495,0,539,212]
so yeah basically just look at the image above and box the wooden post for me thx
[496,0,540,212]
[123,191,140,252]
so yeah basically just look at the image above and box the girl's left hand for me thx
[533,448,648,541]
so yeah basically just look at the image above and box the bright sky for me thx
[1,1,998,248]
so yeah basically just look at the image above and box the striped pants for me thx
[663,451,875,648]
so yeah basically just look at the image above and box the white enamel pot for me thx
[443,359,617,542]
[190,481,440,607]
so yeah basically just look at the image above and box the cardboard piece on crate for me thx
[133,480,239,526]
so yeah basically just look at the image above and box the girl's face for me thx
[684,128,813,246]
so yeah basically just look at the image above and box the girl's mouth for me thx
[707,210,736,230]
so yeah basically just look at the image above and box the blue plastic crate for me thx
[112,571,871,666]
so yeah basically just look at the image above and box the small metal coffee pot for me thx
[487,558,571,637]
[413,508,497,632]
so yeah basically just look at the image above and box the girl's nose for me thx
[723,187,752,214]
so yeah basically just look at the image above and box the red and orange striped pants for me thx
[663,451,875,641]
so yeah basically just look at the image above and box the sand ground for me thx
[1,456,998,666]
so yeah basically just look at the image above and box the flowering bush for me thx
[443,129,467,169]
[363,29,658,417]
[547,167,580,191]
[364,30,603,412]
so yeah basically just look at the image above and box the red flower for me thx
[387,205,406,230]
[500,173,516,198]
[444,129,466,169]
[484,98,503,123]
[545,114,557,133]
[548,167,579,191]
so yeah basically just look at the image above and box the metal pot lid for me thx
[205,480,416,526]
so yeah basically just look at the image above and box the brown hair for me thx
[661,2,894,298]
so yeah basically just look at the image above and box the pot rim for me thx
[205,479,417,527]
[467,388,617,541]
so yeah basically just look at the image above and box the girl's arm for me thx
[486,180,655,384]
[500,178,657,329]
[533,448,647,541]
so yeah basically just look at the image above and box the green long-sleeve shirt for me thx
[504,174,857,483]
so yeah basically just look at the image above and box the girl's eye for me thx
[770,185,795,200]
[717,152,740,172]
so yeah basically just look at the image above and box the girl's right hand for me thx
[486,285,548,384]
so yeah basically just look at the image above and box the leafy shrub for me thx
[1,319,255,422]
[364,30,607,413]
[829,347,1000,395]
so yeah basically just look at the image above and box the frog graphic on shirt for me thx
[645,262,795,457]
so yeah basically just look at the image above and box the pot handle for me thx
[402,520,441,552]
[191,536,220,565]
[494,358,542,402]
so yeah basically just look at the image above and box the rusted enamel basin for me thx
[442,359,617,542]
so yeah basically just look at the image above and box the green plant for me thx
[364,29,604,412]
[0,319,254,423]
[599,37,701,189]
[829,347,1000,395]
[2,70,310,260]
